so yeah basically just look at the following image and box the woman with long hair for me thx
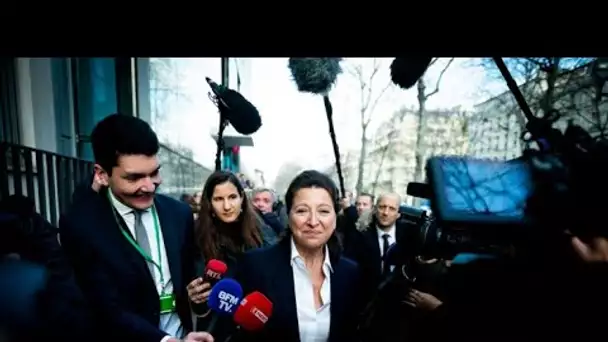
[185,171,272,337]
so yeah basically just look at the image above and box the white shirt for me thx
[290,237,332,342]
[377,225,396,273]
[109,192,183,341]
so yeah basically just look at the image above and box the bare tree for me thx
[149,58,190,129]
[370,107,414,194]
[272,162,305,197]
[324,151,358,192]
[479,58,600,131]
[412,58,455,182]
[345,58,395,194]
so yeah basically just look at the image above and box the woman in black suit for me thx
[237,170,362,342]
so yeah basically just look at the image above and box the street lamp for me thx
[592,58,608,96]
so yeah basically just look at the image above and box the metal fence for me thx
[0,142,93,225]
[0,142,212,225]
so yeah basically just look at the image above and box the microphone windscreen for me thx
[207,278,243,316]
[234,291,273,331]
[390,57,433,90]
[221,88,262,135]
[0,260,48,325]
[406,182,432,199]
[288,58,343,95]
[205,259,228,280]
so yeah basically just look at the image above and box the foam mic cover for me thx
[287,58,343,95]
[206,278,244,334]
[390,57,433,90]
[233,291,273,331]
[206,77,262,135]
[0,260,48,327]
[204,259,228,286]
[192,259,229,316]
[208,278,243,316]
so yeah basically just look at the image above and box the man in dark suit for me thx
[345,193,405,302]
[59,114,208,342]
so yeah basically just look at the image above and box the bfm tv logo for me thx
[218,290,240,311]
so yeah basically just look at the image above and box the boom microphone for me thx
[192,259,228,316]
[390,57,433,90]
[206,278,244,333]
[206,77,262,136]
[234,291,273,332]
[287,58,347,196]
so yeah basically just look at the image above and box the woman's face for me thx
[289,187,336,250]
[210,181,243,223]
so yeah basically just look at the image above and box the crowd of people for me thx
[3,112,608,342]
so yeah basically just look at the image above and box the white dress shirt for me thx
[377,224,396,273]
[109,192,183,341]
[290,237,332,342]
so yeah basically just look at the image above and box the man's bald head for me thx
[375,192,401,229]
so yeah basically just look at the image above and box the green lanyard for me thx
[107,192,165,289]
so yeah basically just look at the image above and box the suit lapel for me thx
[329,258,347,341]
[270,238,300,341]
[154,197,183,292]
[95,190,155,281]
[364,228,381,270]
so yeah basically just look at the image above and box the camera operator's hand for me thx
[404,289,442,311]
[571,236,608,263]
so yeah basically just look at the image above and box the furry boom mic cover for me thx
[288,58,343,95]
[220,88,262,135]
[390,57,434,90]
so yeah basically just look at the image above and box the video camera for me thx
[396,156,532,261]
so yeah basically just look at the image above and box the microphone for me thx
[206,278,244,334]
[0,259,48,328]
[390,57,433,90]
[406,182,432,199]
[204,259,228,286]
[192,259,228,316]
[206,77,262,136]
[287,58,347,197]
[233,291,273,331]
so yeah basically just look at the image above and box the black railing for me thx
[0,142,93,225]
[0,142,212,224]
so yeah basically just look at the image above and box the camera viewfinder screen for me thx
[429,157,532,225]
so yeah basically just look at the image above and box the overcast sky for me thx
[155,58,507,185]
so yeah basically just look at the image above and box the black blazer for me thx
[235,236,361,342]
[346,219,407,301]
[59,188,196,341]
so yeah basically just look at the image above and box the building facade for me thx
[0,57,249,224]
[467,62,606,161]
[366,107,468,203]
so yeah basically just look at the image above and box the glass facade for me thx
[146,58,253,194]
[72,58,119,160]
[148,58,222,169]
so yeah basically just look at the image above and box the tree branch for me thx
[426,58,455,98]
